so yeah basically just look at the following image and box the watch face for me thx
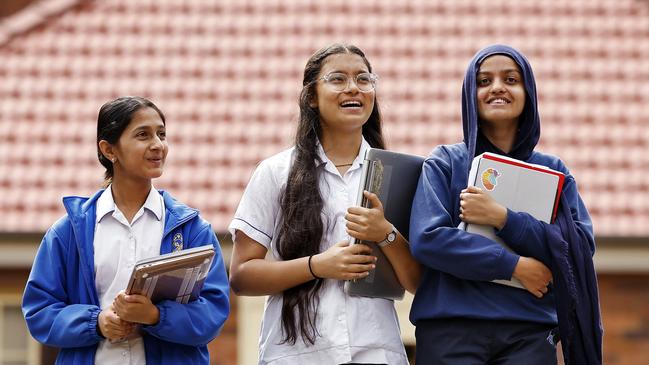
[387,231,397,242]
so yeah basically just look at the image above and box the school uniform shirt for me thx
[93,186,164,365]
[229,138,409,365]
[22,189,230,365]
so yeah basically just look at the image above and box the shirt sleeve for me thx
[228,158,283,248]
[22,225,104,348]
[409,150,520,281]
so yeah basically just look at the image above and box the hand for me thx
[98,304,137,341]
[512,256,553,298]
[459,186,507,229]
[345,191,393,243]
[310,240,377,281]
[113,290,160,325]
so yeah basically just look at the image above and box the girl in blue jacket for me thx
[409,45,601,364]
[22,96,230,364]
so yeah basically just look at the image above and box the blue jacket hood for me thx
[462,44,541,162]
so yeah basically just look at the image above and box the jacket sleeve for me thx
[142,223,230,346]
[495,173,595,265]
[409,151,520,281]
[22,226,104,348]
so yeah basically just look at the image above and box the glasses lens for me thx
[323,72,377,92]
[324,73,348,92]
[356,73,376,92]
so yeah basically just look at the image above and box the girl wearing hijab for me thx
[409,45,602,364]
[229,43,421,364]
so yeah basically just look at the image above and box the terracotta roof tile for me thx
[1,0,648,236]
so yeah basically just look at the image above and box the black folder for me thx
[343,148,425,300]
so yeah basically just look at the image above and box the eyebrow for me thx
[327,69,370,74]
[132,124,165,133]
[477,69,521,75]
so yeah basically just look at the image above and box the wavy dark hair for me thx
[96,96,165,187]
[276,43,385,345]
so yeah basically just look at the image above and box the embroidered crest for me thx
[481,168,500,191]
[172,233,183,252]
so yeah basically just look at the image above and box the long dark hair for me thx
[276,43,385,345]
[96,96,165,187]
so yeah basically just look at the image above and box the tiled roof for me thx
[1,0,648,236]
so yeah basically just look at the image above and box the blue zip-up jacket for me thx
[409,45,597,329]
[22,189,230,364]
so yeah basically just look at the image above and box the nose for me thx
[150,135,164,150]
[343,77,360,93]
[490,77,506,93]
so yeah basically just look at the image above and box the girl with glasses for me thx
[229,43,421,364]
[409,45,602,364]
[22,96,230,364]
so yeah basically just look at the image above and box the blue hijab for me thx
[463,45,603,364]
[461,44,540,162]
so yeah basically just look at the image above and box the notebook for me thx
[343,148,425,300]
[462,152,565,289]
[126,245,215,304]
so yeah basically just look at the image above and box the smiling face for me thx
[311,53,375,134]
[107,107,168,183]
[476,55,526,129]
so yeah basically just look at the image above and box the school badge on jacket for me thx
[172,233,183,251]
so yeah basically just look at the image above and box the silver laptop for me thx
[462,152,564,288]
[126,245,215,303]
[344,148,425,300]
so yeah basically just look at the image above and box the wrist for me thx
[308,254,321,280]
[494,205,508,230]
[377,224,397,247]
[146,306,160,325]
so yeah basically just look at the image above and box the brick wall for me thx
[599,274,649,365]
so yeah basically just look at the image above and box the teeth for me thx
[490,98,508,104]
[341,101,361,107]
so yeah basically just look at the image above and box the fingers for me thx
[465,186,482,193]
[347,206,369,216]
[347,242,374,255]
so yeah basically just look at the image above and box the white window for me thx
[0,295,40,365]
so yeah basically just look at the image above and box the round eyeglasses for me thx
[320,72,378,93]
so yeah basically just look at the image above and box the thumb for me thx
[335,240,350,247]
[364,191,383,210]
[466,185,482,193]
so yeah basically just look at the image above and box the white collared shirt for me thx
[229,138,408,365]
[93,186,165,365]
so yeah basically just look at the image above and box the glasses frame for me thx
[319,72,379,93]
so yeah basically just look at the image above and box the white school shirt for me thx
[229,138,408,365]
[93,186,165,365]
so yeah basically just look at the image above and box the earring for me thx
[111,158,116,163]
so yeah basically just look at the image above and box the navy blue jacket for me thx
[22,189,230,364]
[410,44,602,364]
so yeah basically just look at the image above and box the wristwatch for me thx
[377,226,397,247]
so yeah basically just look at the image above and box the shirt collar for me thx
[95,185,163,223]
[315,136,370,174]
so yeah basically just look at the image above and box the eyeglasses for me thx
[320,72,378,93]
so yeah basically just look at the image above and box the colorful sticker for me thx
[481,168,500,191]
